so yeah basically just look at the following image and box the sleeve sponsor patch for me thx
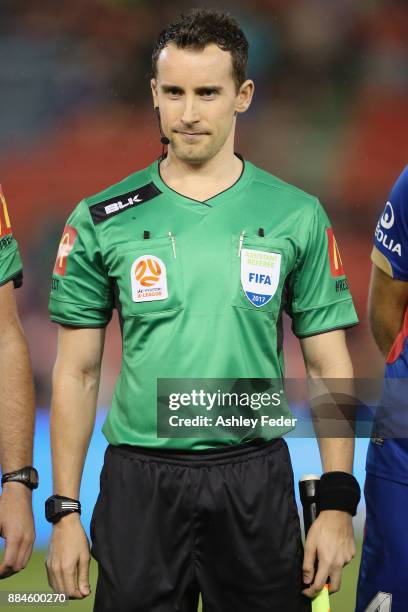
[326,227,345,277]
[89,182,162,225]
[53,225,78,276]
[0,185,13,238]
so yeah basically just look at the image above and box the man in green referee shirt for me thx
[0,186,37,578]
[45,9,360,611]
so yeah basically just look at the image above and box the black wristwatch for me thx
[1,466,39,490]
[45,495,81,524]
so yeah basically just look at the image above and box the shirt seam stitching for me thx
[291,296,355,315]
[49,296,111,309]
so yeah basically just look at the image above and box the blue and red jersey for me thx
[367,165,408,484]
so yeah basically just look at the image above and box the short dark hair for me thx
[152,8,249,91]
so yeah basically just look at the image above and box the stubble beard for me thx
[171,139,215,165]
[170,131,229,165]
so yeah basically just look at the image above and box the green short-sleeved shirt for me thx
[0,189,23,288]
[49,158,358,449]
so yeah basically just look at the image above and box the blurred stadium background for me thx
[1,0,407,609]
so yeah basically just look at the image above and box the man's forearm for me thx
[0,325,35,473]
[317,437,353,473]
[307,359,355,474]
[51,367,99,499]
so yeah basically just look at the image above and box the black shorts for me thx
[90,438,311,612]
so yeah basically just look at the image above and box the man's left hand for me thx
[302,509,355,598]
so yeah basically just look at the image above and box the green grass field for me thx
[0,545,361,611]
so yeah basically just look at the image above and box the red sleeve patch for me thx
[0,185,13,238]
[326,227,345,277]
[53,225,78,276]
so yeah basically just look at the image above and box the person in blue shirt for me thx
[356,165,408,612]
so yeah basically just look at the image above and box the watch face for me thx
[45,498,58,522]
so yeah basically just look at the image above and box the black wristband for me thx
[319,471,361,516]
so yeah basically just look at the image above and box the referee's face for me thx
[151,43,253,164]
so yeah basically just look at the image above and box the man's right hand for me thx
[0,484,35,578]
[45,513,91,599]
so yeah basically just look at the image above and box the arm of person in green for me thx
[300,330,356,599]
[285,198,359,599]
[0,283,36,579]
[46,200,112,598]
[0,189,36,579]
[46,326,105,599]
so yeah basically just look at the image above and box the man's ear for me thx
[151,78,159,108]
[235,79,255,114]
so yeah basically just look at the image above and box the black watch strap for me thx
[45,495,81,524]
[1,466,39,490]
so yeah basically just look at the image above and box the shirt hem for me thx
[0,269,23,288]
[294,320,359,338]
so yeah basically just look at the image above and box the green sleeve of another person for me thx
[0,237,23,288]
[0,194,23,288]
